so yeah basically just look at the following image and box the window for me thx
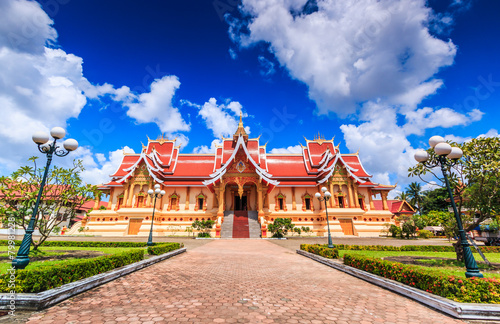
[278,198,284,210]
[171,197,177,208]
[198,198,204,210]
[305,198,311,210]
[338,196,345,208]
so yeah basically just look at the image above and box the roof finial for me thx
[233,111,248,140]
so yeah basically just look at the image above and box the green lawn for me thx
[0,246,146,274]
[339,250,500,278]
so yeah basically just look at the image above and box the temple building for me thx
[87,115,397,237]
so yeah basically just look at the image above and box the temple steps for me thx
[220,211,261,239]
[220,211,234,238]
[248,211,261,239]
[232,211,250,238]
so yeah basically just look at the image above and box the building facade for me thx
[88,116,397,237]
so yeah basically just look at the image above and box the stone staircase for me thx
[248,211,261,238]
[220,211,233,238]
[220,211,261,239]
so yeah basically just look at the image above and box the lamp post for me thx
[414,135,483,278]
[13,127,78,270]
[315,187,333,248]
[147,184,165,246]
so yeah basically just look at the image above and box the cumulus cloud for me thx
[192,139,223,154]
[125,76,190,134]
[77,146,136,185]
[195,98,249,138]
[230,0,457,115]
[0,0,146,180]
[340,102,414,181]
[269,145,302,154]
[403,107,483,135]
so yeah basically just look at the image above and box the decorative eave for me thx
[203,135,279,191]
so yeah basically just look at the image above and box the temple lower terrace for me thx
[86,116,414,237]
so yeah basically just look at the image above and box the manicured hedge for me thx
[0,249,145,293]
[300,244,339,259]
[0,240,150,248]
[147,242,183,255]
[311,243,500,253]
[344,254,500,304]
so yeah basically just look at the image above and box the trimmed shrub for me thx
[300,244,339,259]
[0,240,150,248]
[344,254,500,304]
[0,249,145,293]
[417,230,434,239]
[302,243,500,253]
[147,242,183,255]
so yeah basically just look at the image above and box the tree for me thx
[406,182,423,215]
[409,137,500,259]
[421,187,449,214]
[0,158,98,250]
[192,219,215,237]
[394,191,408,201]
[267,218,295,238]
[461,137,500,229]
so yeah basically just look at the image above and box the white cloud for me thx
[77,146,135,185]
[403,107,483,135]
[0,0,56,54]
[269,144,302,154]
[0,0,141,177]
[478,128,499,138]
[197,98,249,138]
[125,76,190,134]
[231,0,457,115]
[192,139,223,154]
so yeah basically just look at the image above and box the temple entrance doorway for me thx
[234,195,247,211]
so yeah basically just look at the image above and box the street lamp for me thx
[147,184,165,246]
[13,127,78,269]
[414,135,483,278]
[315,187,333,248]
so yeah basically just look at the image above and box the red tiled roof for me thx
[102,126,394,192]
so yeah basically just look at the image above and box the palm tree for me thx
[406,182,423,215]
[395,191,408,201]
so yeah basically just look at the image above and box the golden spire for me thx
[233,111,248,140]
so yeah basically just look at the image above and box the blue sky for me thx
[1,0,499,195]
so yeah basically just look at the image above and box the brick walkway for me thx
[27,240,464,324]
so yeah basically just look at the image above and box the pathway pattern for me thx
[27,240,464,323]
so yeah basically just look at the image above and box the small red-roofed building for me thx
[88,115,398,237]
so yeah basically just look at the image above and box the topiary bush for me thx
[343,253,500,304]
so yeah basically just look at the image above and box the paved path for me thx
[27,240,463,324]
